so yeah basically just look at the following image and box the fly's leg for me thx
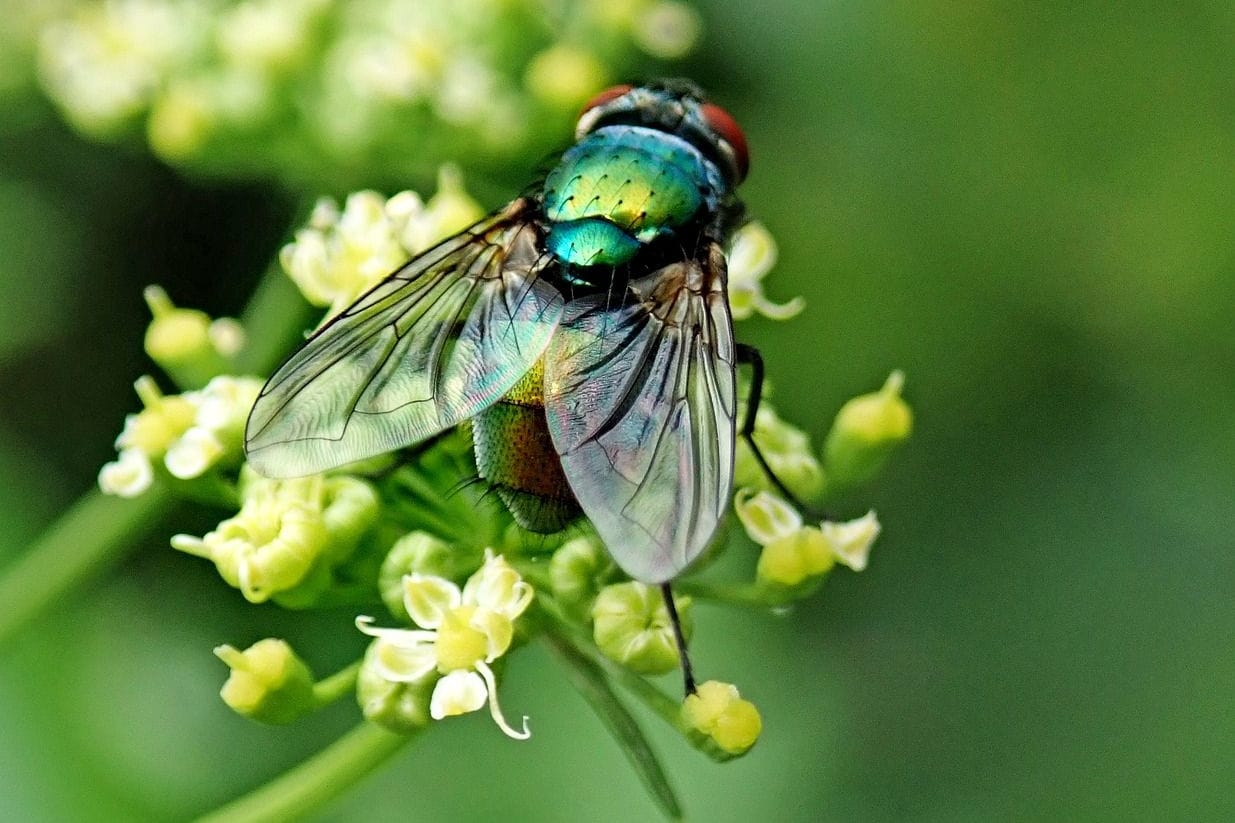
[736,343,816,514]
[660,582,696,696]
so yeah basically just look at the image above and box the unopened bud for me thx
[214,639,315,724]
[592,582,691,675]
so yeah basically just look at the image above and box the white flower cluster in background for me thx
[33,0,701,184]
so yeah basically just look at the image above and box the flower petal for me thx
[470,608,513,661]
[403,574,461,629]
[821,510,881,571]
[430,670,487,719]
[462,551,533,618]
[734,488,802,546]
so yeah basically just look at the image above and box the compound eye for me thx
[700,102,749,182]
[580,84,634,116]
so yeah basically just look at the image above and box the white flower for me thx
[726,221,804,321]
[98,447,154,497]
[164,426,225,479]
[821,511,881,572]
[357,550,534,739]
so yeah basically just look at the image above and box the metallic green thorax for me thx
[542,124,726,267]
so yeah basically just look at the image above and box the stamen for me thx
[476,661,530,740]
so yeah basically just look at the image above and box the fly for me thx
[244,80,791,694]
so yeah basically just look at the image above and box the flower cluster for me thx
[33,0,701,186]
[98,374,262,498]
[90,168,911,815]
[280,166,484,317]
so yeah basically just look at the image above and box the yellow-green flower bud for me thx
[525,46,608,109]
[681,680,762,758]
[548,536,613,611]
[214,639,315,725]
[118,376,199,457]
[824,371,912,489]
[592,582,691,675]
[143,286,243,389]
[756,527,835,589]
[356,640,433,735]
[380,531,457,621]
[319,475,380,562]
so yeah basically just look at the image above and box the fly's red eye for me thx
[580,84,634,116]
[701,102,749,182]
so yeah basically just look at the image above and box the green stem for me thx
[0,485,175,648]
[543,632,683,820]
[312,661,362,707]
[194,722,412,823]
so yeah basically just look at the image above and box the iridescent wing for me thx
[544,245,736,583]
[246,199,564,478]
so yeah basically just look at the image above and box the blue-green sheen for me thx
[542,124,725,266]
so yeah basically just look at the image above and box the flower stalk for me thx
[193,722,411,823]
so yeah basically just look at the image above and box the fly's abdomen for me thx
[473,358,580,533]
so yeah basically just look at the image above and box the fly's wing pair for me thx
[245,199,564,477]
[245,202,736,584]
[543,245,736,583]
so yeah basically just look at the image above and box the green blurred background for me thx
[3,1,1233,820]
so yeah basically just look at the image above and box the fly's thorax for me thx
[541,125,727,268]
[472,357,580,533]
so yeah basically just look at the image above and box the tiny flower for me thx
[357,551,534,740]
[735,489,834,590]
[172,474,377,603]
[823,371,913,489]
[591,581,691,675]
[821,511,881,572]
[215,0,327,74]
[97,448,155,498]
[726,222,804,321]
[357,639,434,735]
[280,190,410,316]
[214,638,316,725]
[681,680,762,758]
[100,376,201,496]
[160,375,262,480]
[38,0,208,135]
[116,376,199,457]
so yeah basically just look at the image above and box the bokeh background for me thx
[2,1,1233,820]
